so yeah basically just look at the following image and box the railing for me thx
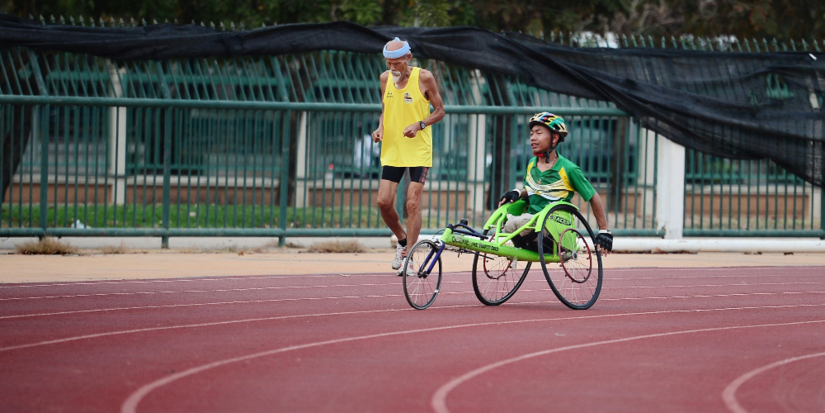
[1,20,823,245]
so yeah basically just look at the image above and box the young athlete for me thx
[498,112,613,254]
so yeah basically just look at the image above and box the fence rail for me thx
[2,34,823,245]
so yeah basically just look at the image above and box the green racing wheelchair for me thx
[401,199,603,310]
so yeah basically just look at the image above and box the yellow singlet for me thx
[381,67,432,167]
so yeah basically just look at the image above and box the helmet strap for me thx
[535,142,558,164]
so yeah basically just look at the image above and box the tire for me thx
[472,229,531,306]
[537,204,603,310]
[402,239,443,310]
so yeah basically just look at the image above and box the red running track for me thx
[1,266,824,412]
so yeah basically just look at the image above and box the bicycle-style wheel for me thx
[472,230,531,306]
[538,204,603,310]
[402,239,443,310]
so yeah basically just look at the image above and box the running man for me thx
[372,37,445,276]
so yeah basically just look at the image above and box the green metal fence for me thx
[1,19,822,245]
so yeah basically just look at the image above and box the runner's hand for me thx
[372,128,383,142]
[594,230,613,254]
[403,123,419,138]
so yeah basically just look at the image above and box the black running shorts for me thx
[381,166,429,184]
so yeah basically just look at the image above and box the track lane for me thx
[0,266,823,412]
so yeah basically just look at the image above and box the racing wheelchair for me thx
[401,199,603,310]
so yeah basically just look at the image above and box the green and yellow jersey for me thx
[523,154,596,214]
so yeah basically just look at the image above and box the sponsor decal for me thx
[551,215,572,226]
[404,92,413,103]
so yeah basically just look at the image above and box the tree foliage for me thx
[2,0,824,41]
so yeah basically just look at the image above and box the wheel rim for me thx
[475,252,530,303]
[539,206,603,310]
[558,228,592,284]
[404,240,442,309]
[472,230,531,306]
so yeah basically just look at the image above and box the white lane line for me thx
[4,276,824,302]
[0,282,404,301]
[721,351,825,413]
[2,300,821,354]
[0,273,399,289]
[3,287,825,321]
[430,319,825,413]
[3,266,822,289]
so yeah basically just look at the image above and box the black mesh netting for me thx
[1,14,823,186]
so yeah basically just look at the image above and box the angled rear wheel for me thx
[538,205,603,310]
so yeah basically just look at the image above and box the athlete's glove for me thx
[499,189,521,204]
[594,229,613,252]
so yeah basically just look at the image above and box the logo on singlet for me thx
[386,92,393,99]
[404,92,413,103]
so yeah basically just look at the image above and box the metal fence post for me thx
[161,107,172,248]
[155,61,172,248]
[38,105,48,239]
[278,110,291,246]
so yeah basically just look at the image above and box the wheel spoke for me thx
[403,240,442,310]
[539,205,603,310]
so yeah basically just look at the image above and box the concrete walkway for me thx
[1,249,823,283]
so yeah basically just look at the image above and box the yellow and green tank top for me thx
[524,154,596,214]
[381,67,432,167]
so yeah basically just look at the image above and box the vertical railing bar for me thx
[774,162,780,230]
[269,57,289,102]
[256,58,276,102]
[0,106,7,228]
[224,110,232,228]
[622,116,631,228]
[25,107,34,228]
[1,50,25,95]
[242,110,251,227]
[131,107,140,228]
[62,99,71,228]
[203,109,213,229]
[278,110,291,246]
[268,110,277,229]
[38,103,50,234]
[173,108,183,228]
[296,55,314,102]
[307,53,327,104]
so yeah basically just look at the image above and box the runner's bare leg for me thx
[377,179,407,240]
[405,181,425,248]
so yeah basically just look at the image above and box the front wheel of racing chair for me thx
[402,239,443,310]
[471,228,532,306]
[537,204,603,310]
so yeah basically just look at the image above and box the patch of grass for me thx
[99,243,129,254]
[16,238,78,255]
[307,240,365,254]
[1,205,383,230]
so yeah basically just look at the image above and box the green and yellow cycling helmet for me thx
[529,112,568,142]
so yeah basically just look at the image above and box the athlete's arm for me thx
[588,192,608,231]
[373,71,389,143]
[420,70,445,127]
[403,69,445,138]
[588,192,612,254]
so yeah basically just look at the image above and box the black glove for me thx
[594,230,613,252]
[499,190,521,204]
